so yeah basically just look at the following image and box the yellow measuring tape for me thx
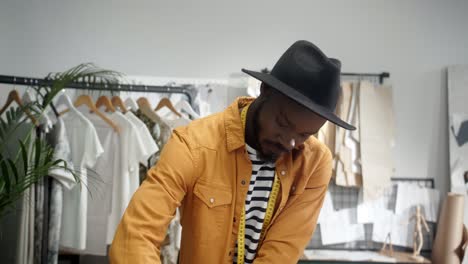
[237,104,281,264]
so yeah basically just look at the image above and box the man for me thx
[109,40,355,263]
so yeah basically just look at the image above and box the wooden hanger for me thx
[154,97,182,118]
[60,95,120,133]
[95,96,116,113]
[111,96,128,113]
[0,90,38,126]
[137,97,163,123]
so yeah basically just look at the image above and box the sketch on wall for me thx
[447,66,468,227]
[452,118,468,147]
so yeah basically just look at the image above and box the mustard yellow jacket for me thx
[109,97,332,263]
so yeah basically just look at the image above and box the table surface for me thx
[299,251,431,264]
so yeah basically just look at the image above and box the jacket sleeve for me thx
[109,130,195,263]
[253,148,332,264]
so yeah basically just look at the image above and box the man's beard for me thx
[251,100,280,163]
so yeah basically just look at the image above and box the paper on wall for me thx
[359,81,394,201]
[317,191,334,224]
[320,208,365,245]
[395,183,440,222]
[357,186,394,224]
[334,82,362,187]
[371,210,415,248]
[451,157,468,194]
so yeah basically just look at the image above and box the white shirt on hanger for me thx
[60,108,104,251]
[105,111,147,244]
[124,111,159,165]
[80,110,120,256]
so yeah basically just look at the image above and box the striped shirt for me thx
[233,144,275,264]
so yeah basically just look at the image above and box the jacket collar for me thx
[224,97,255,152]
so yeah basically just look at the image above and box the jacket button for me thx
[209,198,215,204]
[241,180,246,185]
[281,170,286,176]
[292,185,296,191]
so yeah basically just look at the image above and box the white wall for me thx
[1,0,468,194]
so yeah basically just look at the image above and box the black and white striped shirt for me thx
[233,144,275,264]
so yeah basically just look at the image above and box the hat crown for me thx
[270,40,341,110]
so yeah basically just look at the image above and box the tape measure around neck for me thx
[237,104,280,264]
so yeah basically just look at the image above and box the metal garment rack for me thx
[0,74,198,106]
[259,68,390,84]
[341,72,390,84]
[0,74,198,264]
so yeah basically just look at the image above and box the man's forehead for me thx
[274,92,317,119]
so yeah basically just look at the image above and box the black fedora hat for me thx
[242,40,355,130]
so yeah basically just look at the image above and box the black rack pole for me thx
[261,68,390,84]
[341,72,390,84]
[0,75,197,105]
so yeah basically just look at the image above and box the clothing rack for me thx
[0,73,200,264]
[0,74,198,106]
[341,72,390,84]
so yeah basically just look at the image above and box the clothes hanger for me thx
[137,97,163,123]
[154,97,182,118]
[0,89,39,126]
[60,94,120,133]
[124,97,138,111]
[111,96,128,113]
[95,95,116,112]
[174,99,200,119]
[23,89,53,130]
[22,90,35,104]
[55,92,75,111]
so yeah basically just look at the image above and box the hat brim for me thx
[242,69,356,130]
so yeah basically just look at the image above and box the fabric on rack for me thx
[134,109,172,150]
[125,111,159,193]
[162,116,191,129]
[41,175,50,264]
[359,81,395,202]
[17,182,35,264]
[47,119,76,190]
[0,118,36,264]
[21,90,54,264]
[125,111,159,165]
[45,118,73,264]
[79,110,120,256]
[161,210,181,264]
[35,123,52,264]
[134,109,172,182]
[60,109,104,251]
[195,84,229,117]
[104,111,147,245]
[159,111,197,264]
[334,82,362,187]
[34,176,45,264]
[47,180,62,264]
